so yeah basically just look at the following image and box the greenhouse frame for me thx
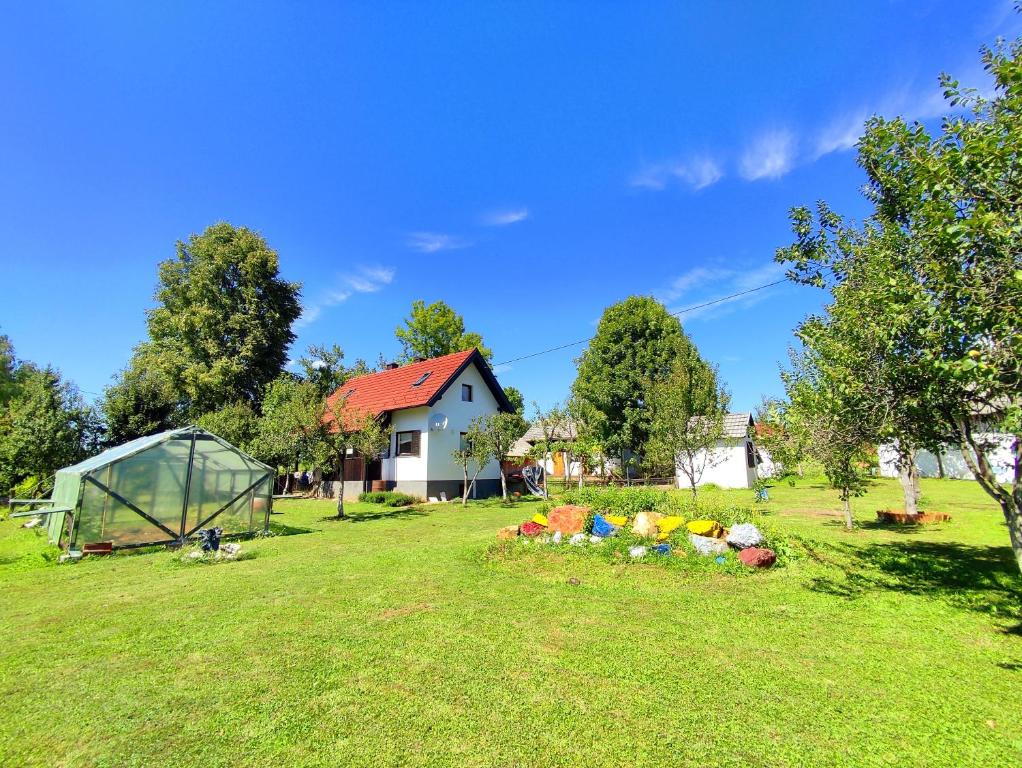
[45,426,273,550]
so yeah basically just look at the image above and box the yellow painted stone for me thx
[605,514,628,527]
[531,514,548,527]
[686,519,722,537]
[658,516,684,535]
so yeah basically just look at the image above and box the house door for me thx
[552,451,565,477]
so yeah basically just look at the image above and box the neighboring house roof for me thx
[723,412,755,438]
[688,412,755,439]
[324,348,513,425]
[520,418,578,443]
[508,437,533,458]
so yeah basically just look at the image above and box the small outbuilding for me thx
[45,426,273,550]
[678,412,759,490]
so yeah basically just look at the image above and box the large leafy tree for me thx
[0,360,100,494]
[395,300,492,362]
[101,363,180,445]
[481,410,528,501]
[128,222,302,418]
[647,352,730,497]
[572,296,693,461]
[777,32,1022,567]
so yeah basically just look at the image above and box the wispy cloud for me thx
[631,154,724,192]
[659,261,788,323]
[296,264,396,328]
[481,207,529,226]
[739,130,796,181]
[407,232,472,253]
[813,111,867,159]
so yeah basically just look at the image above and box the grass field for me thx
[1,477,1021,767]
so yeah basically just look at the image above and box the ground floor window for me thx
[397,430,421,457]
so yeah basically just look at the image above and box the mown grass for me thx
[1,477,1020,767]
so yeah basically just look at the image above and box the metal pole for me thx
[178,432,198,543]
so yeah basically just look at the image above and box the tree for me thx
[567,395,607,488]
[529,401,568,497]
[298,344,352,397]
[318,400,390,519]
[0,364,100,494]
[195,402,259,453]
[141,222,302,415]
[252,376,322,494]
[647,352,731,498]
[0,333,18,408]
[395,300,492,362]
[777,31,1022,567]
[481,411,528,501]
[451,416,494,506]
[572,296,694,463]
[101,363,180,445]
[784,358,874,531]
[754,397,810,479]
[503,386,525,417]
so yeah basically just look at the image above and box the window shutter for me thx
[411,430,421,457]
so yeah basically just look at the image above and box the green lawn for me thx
[1,477,1020,767]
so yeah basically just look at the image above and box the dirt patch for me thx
[779,507,843,518]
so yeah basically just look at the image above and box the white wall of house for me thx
[878,437,1015,484]
[381,406,430,485]
[425,363,501,492]
[678,438,758,490]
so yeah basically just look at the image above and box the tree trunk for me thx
[542,457,548,498]
[841,495,853,531]
[954,417,1022,574]
[462,464,469,506]
[335,468,345,519]
[899,454,923,519]
[935,451,945,479]
[499,467,508,501]
[283,470,291,495]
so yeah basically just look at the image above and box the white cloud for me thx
[295,264,396,329]
[659,261,788,322]
[407,232,472,253]
[739,130,796,181]
[813,112,867,159]
[631,155,723,192]
[482,208,529,226]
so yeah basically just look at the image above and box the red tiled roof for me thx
[325,349,505,427]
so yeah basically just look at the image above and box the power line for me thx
[493,278,788,367]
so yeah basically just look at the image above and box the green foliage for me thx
[297,344,352,397]
[646,349,730,493]
[252,376,321,470]
[395,300,492,362]
[101,364,180,444]
[357,490,417,507]
[561,486,671,518]
[195,402,259,453]
[502,385,525,416]
[572,296,695,457]
[141,222,302,416]
[451,416,495,506]
[0,362,100,493]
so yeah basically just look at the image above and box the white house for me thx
[324,349,514,500]
[678,412,758,490]
[878,437,1015,484]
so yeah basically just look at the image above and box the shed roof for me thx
[521,418,578,443]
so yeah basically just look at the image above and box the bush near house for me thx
[357,490,418,507]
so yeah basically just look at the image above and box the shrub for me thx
[358,491,417,507]
[561,486,670,518]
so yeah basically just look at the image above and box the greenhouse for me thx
[45,426,273,550]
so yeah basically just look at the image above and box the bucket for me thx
[370,480,387,493]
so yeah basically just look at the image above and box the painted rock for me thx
[738,547,777,568]
[497,525,520,541]
[688,533,729,556]
[631,510,664,538]
[520,521,545,537]
[687,519,722,538]
[547,505,589,535]
[726,523,763,549]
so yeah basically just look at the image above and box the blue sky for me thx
[2,1,1019,414]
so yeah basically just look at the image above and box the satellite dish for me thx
[429,412,448,431]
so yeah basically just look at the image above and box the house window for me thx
[460,432,471,452]
[745,441,755,469]
[396,430,420,457]
[461,383,473,402]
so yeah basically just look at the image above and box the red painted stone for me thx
[547,505,589,535]
[519,521,545,537]
[738,547,776,568]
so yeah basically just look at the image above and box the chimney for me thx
[385,362,399,370]
[412,356,425,363]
